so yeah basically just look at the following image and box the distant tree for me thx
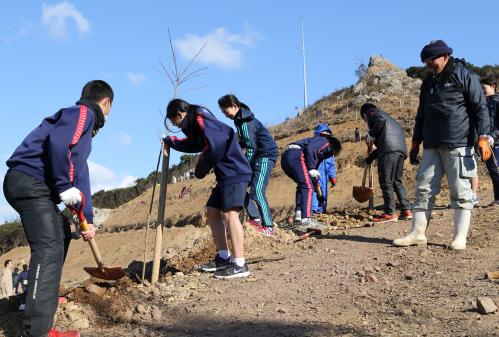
[407,61,499,81]
[355,62,368,80]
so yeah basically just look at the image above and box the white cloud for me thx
[174,26,263,69]
[41,1,90,40]
[108,131,133,147]
[88,160,136,192]
[126,72,147,86]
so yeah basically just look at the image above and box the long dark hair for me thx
[481,75,498,93]
[167,98,191,119]
[218,94,250,111]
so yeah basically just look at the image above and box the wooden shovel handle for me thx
[361,165,369,187]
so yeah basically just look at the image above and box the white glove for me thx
[481,135,494,146]
[366,135,376,143]
[308,169,320,179]
[59,187,82,206]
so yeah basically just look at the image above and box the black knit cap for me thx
[420,40,453,62]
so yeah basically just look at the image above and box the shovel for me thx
[69,193,126,281]
[353,164,373,203]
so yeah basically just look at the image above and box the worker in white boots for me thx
[394,40,492,250]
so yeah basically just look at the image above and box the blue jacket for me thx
[166,106,252,185]
[7,104,95,222]
[312,156,337,213]
[233,108,278,166]
[291,136,333,170]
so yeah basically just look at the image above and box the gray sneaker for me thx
[214,263,250,279]
[297,218,325,231]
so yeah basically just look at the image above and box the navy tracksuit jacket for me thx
[281,135,334,218]
[7,104,95,222]
[166,106,252,186]
[234,108,278,226]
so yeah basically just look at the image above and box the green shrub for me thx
[0,219,27,255]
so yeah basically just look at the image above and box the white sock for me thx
[218,250,230,260]
[232,257,245,267]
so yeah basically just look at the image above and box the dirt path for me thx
[3,203,496,337]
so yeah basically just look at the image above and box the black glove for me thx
[162,135,173,146]
[365,149,378,165]
[409,142,420,165]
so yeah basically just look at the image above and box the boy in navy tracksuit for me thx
[163,99,252,279]
[3,80,113,337]
[281,131,341,230]
[218,95,278,237]
[310,124,337,213]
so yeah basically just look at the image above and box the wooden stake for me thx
[151,146,170,283]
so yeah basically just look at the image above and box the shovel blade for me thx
[352,186,373,203]
[83,266,126,281]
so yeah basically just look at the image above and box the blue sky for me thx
[1,0,497,221]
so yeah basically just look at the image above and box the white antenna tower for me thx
[301,17,308,109]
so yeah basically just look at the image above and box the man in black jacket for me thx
[394,40,492,250]
[361,103,412,223]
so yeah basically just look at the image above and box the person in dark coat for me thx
[481,76,499,206]
[361,103,412,223]
[394,40,491,250]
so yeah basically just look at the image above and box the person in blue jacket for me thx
[3,80,113,337]
[311,124,337,214]
[163,98,253,279]
[218,94,278,237]
[281,130,341,230]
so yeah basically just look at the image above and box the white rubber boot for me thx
[449,209,471,251]
[393,210,430,247]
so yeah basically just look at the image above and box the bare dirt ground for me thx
[1,199,497,337]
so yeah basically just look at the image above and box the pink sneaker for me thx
[48,328,80,337]
[255,225,275,237]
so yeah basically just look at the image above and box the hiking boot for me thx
[399,210,413,221]
[214,263,250,279]
[255,225,275,237]
[247,218,261,229]
[472,193,479,206]
[372,213,398,223]
[198,254,231,273]
[48,328,80,337]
